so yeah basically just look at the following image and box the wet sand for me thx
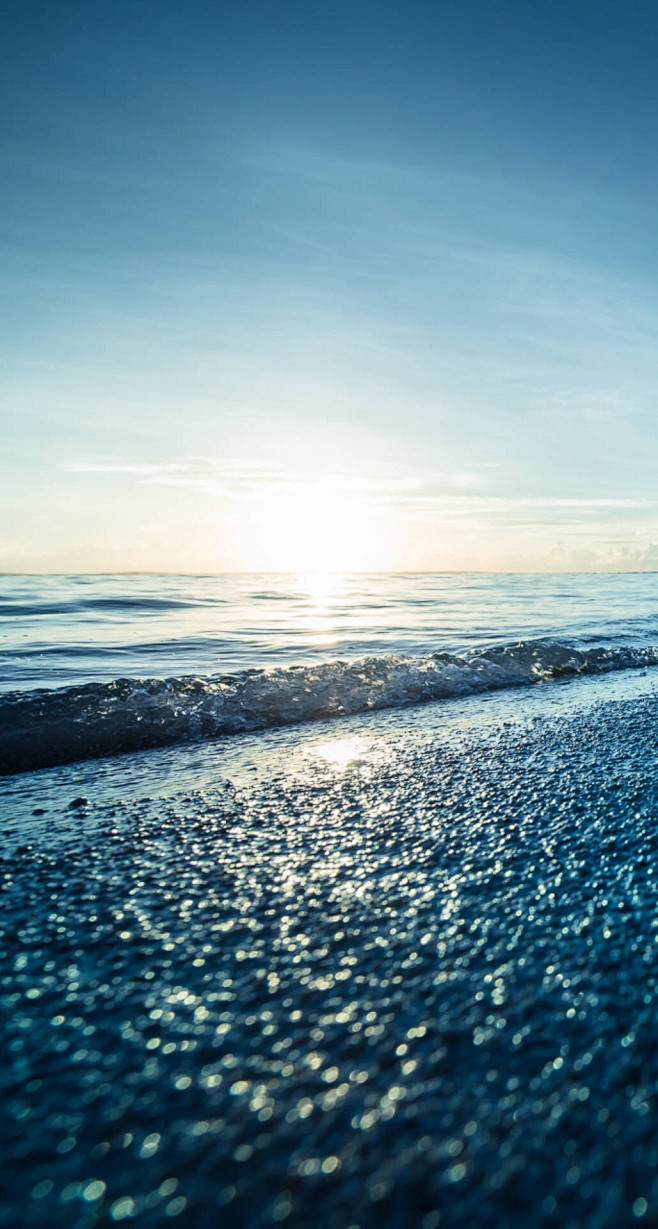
[4,672,658,1228]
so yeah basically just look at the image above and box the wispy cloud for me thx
[67,457,655,517]
[66,456,423,497]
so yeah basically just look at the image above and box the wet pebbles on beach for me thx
[3,693,658,1227]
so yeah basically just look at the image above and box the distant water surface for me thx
[2,571,658,693]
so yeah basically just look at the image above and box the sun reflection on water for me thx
[300,571,343,646]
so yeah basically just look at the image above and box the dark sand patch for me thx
[3,676,658,1227]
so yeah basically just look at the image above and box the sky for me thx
[4,0,658,572]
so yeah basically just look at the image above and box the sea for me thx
[3,570,658,775]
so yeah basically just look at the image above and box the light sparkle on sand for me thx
[4,671,658,1227]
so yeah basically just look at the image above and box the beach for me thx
[4,667,658,1228]
[7,0,658,1220]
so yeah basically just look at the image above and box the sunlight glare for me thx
[246,482,382,573]
[306,737,370,769]
[299,569,344,644]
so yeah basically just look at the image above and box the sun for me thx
[245,481,383,573]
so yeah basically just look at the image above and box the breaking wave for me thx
[3,639,658,775]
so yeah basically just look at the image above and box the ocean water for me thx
[2,570,658,773]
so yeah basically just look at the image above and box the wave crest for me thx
[3,639,657,775]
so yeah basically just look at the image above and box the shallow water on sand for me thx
[3,661,658,824]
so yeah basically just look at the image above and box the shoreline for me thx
[3,661,658,818]
[4,673,658,1226]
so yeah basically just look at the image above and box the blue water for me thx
[3,572,658,774]
[3,571,658,692]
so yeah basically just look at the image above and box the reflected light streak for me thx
[300,570,343,645]
[306,737,370,769]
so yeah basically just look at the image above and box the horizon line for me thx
[2,569,658,579]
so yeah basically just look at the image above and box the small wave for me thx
[2,639,658,775]
[0,597,196,618]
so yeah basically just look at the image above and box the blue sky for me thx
[4,0,658,571]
